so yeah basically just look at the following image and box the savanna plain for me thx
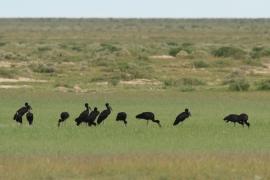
[0,19,270,179]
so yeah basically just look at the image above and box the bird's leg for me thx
[147,120,149,126]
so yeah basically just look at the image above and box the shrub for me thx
[181,78,205,86]
[250,47,270,59]
[30,64,56,73]
[163,78,205,87]
[193,60,209,68]
[0,42,6,47]
[0,68,16,78]
[169,47,182,57]
[99,43,121,53]
[257,80,270,90]
[212,46,246,59]
[168,44,194,57]
[109,77,120,86]
[228,78,250,91]
[166,42,178,46]
[37,47,51,52]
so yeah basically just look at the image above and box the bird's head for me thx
[85,103,89,108]
[25,102,32,110]
[156,120,162,128]
[106,103,112,111]
[185,108,191,116]
[94,107,98,111]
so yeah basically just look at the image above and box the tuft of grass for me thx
[228,78,250,91]
[0,68,16,78]
[29,63,56,74]
[193,60,209,68]
[256,79,270,90]
[212,46,246,59]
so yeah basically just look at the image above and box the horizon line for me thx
[0,16,270,19]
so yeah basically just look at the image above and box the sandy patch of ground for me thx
[0,61,26,68]
[149,55,175,60]
[120,79,162,85]
[0,85,32,89]
[252,63,270,74]
[96,82,109,86]
[0,77,47,83]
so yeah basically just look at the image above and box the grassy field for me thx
[0,89,270,179]
[1,19,270,92]
[1,18,270,179]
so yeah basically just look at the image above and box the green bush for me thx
[0,42,6,47]
[193,60,209,68]
[30,64,56,73]
[0,68,16,78]
[99,43,121,53]
[109,77,120,86]
[37,47,51,52]
[182,78,205,86]
[250,47,270,59]
[228,78,250,91]
[168,43,194,57]
[257,80,270,90]
[163,78,205,88]
[169,47,182,57]
[212,46,246,59]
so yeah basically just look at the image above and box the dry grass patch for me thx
[0,153,269,180]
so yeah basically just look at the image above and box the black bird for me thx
[86,107,100,126]
[58,112,70,127]
[13,102,32,124]
[135,112,161,127]
[116,112,127,126]
[75,103,91,126]
[223,113,250,128]
[173,108,191,126]
[239,113,250,127]
[26,111,34,125]
[97,103,112,125]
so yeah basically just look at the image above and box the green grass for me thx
[1,18,270,179]
[0,90,270,179]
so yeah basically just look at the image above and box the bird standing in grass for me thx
[116,112,127,126]
[26,110,34,125]
[86,107,100,126]
[13,102,32,124]
[173,108,191,126]
[97,103,112,125]
[75,103,91,126]
[136,112,161,127]
[58,112,70,127]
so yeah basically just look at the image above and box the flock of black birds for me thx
[12,102,250,128]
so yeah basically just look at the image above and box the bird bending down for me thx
[223,113,250,127]
[116,112,127,126]
[97,103,112,125]
[26,110,34,125]
[173,108,191,126]
[13,102,32,124]
[58,112,70,127]
[136,112,161,127]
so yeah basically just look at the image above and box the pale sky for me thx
[0,0,269,18]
